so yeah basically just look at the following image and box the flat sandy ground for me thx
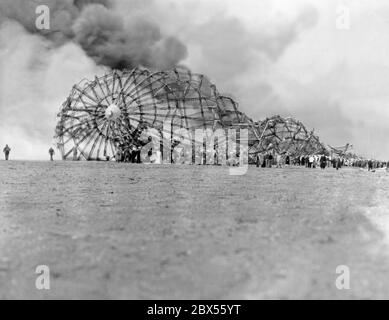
[0,161,388,299]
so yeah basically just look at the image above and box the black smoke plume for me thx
[0,0,187,70]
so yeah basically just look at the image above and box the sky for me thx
[1,0,389,160]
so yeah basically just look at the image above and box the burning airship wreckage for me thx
[55,67,350,164]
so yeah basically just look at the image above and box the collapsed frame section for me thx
[55,67,332,163]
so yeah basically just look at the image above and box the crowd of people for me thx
[255,152,389,171]
[292,155,342,170]
[256,153,340,169]
[2,143,389,172]
[350,159,387,171]
[114,146,144,163]
[114,137,153,163]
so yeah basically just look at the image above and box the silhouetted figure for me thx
[132,147,141,163]
[256,153,262,167]
[261,154,267,167]
[267,154,273,168]
[320,155,327,169]
[368,159,373,171]
[3,144,10,160]
[124,148,131,162]
[49,147,55,161]
[335,158,341,170]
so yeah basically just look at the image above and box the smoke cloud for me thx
[0,0,187,70]
[72,4,187,69]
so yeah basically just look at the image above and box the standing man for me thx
[267,153,274,168]
[320,155,327,169]
[308,155,314,168]
[368,159,373,171]
[336,157,342,170]
[49,147,55,161]
[285,154,290,166]
[3,144,11,160]
[256,153,261,168]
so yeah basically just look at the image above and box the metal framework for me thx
[55,67,337,163]
[246,116,327,160]
[56,67,245,160]
[327,143,353,157]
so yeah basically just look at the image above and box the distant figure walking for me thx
[3,144,11,160]
[49,147,55,161]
